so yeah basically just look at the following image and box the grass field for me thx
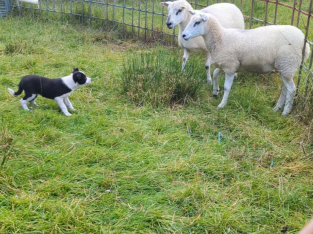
[0,10,313,234]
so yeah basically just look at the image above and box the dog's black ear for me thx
[76,73,82,80]
[73,68,79,72]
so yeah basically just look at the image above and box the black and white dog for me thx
[8,68,92,116]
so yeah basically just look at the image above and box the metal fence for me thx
[11,0,313,117]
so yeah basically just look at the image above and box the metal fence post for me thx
[296,0,303,28]
[249,0,255,29]
[302,0,313,99]
[138,0,141,40]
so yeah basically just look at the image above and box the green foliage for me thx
[121,49,206,107]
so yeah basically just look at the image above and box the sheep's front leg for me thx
[55,97,71,116]
[273,85,287,112]
[217,73,235,109]
[213,68,221,97]
[64,97,75,111]
[281,78,296,116]
[182,49,190,71]
[205,53,212,84]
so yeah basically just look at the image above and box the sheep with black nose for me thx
[161,0,244,84]
[182,11,310,116]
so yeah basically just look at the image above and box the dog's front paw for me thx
[62,111,72,116]
[217,103,226,109]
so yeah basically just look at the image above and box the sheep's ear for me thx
[182,3,188,9]
[160,2,170,8]
[188,10,195,15]
[200,14,208,21]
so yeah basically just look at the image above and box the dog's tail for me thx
[8,84,23,96]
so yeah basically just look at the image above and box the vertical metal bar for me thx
[18,1,21,17]
[264,0,269,26]
[152,0,155,39]
[309,47,313,71]
[274,0,278,24]
[46,0,48,18]
[249,0,255,29]
[144,0,147,41]
[296,0,303,27]
[172,25,175,46]
[106,0,109,22]
[302,0,313,98]
[161,1,164,41]
[61,0,63,22]
[89,0,92,26]
[81,1,84,24]
[39,0,42,17]
[53,0,55,16]
[70,0,72,22]
[240,0,243,12]
[195,0,198,10]
[138,0,141,40]
[122,0,125,38]
[113,0,115,26]
[30,2,33,16]
[207,0,209,6]
[132,0,134,37]
[291,0,297,25]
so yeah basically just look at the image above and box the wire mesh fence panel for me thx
[11,0,313,118]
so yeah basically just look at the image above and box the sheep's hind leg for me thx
[281,78,296,116]
[217,73,235,109]
[213,68,221,97]
[182,49,190,71]
[273,85,287,112]
[205,53,212,84]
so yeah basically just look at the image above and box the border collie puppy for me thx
[8,68,92,116]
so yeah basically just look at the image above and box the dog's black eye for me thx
[176,9,182,15]
[194,21,201,27]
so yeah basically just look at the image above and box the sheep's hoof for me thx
[281,110,290,116]
[217,103,225,109]
[273,106,282,112]
[213,94,218,98]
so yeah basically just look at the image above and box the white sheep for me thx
[182,11,311,115]
[160,0,245,84]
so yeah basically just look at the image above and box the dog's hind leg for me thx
[20,94,36,111]
[30,95,39,106]
[64,97,75,111]
[55,97,71,116]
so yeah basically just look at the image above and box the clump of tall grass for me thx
[120,48,206,107]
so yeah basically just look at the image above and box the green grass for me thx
[121,49,207,107]
[0,14,313,234]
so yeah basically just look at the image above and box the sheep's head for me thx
[161,0,192,29]
[182,12,209,40]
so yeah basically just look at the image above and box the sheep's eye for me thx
[194,21,201,27]
[176,9,182,15]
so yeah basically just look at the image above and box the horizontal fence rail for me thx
[10,0,313,117]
